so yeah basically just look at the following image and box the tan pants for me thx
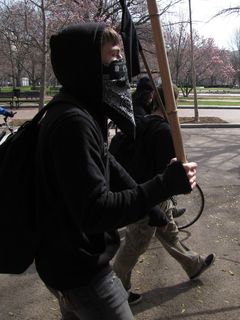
[113,199,205,290]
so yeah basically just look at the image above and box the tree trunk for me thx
[8,40,16,88]
[39,0,47,110]
[188,0,199,122]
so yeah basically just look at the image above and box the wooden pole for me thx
[146,0,186,162]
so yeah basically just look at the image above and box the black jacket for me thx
[110,115,175,182]
[34,23,191,290]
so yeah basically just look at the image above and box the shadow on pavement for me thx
[132,280,202,315]
[152,305,240,320]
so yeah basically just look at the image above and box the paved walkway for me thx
[10,107,39,120]
[10,106,240,127]
[1,107,240,320]
[131,127,240,320]
[178,107,240,126]
[1,126,239,320]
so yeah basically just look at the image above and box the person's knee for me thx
[155,227,179,245]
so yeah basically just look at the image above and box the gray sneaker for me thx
[190,253,216,280]
[128,292,142,305]
[172,207,186,218]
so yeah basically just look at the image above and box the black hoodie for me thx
[110,115,175,183]
[34,23,191,290]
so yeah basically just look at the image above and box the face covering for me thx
[103,59,136,139]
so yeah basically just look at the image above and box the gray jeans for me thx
[48,271,134,320]
[113,199,205,290]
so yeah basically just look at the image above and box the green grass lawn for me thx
[197,88,240,94]
[196,95,240,100]
[178,99,240,106]
[0,86,59,95]
[177,87,240,106]
[1,86,240,106]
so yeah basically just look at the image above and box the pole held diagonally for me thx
[146,0,187,162]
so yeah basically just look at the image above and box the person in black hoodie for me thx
[34,23,197,320]
[110,85,215,305]
[132,76,154,117]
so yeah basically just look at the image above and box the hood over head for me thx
[50,23,135,138]
[50,23,104,116]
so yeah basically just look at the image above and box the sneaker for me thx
[172,207,186,218]
[128,292,142,305]
[190,253,216,280]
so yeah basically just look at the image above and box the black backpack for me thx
[0,102,53,274]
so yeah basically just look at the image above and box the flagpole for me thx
[146,0,186,162]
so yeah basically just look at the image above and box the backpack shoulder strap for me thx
[30,99,59,125]
[29,91,72,123]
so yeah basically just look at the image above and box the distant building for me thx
[21,77,29,86]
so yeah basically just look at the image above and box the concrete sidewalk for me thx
[178,107,240,127]
[10,106,240,128]
[120,127,240,320]
[10,107,39,120]
[131,127,240,320]
[0,127,239,320]
[1,108,240,320]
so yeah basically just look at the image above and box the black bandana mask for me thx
[103,60,136,139]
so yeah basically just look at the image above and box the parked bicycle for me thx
[0,106,16,143]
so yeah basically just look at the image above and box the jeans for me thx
[48,270,134,320]
[113,199,205,290]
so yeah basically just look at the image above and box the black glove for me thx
[148,206,170,227]
[162,161,192,196]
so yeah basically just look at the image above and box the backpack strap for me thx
[32,91,86,125]
[29,99,58,125]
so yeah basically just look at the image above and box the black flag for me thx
[119,0,141,82]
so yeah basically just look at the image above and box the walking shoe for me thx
[190,253,216,280]
[128,292,142,305]
[172,207,186,218]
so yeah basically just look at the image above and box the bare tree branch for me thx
[212,6,240,19]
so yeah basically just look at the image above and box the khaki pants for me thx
[113,199,205,290]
